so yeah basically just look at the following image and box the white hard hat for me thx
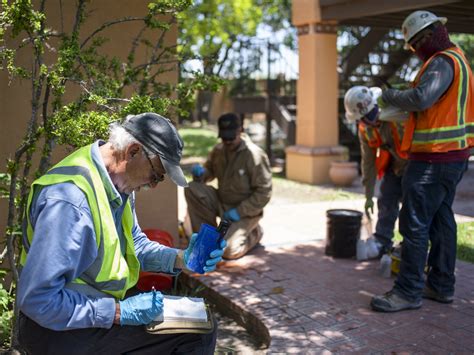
[344,86,381,123]
[402,10,447,49]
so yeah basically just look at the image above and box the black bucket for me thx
[325,209,363,258]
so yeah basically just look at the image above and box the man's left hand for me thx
[223,208,240,222]
[203,239,227,273]
[183,234,227,273]
[365,198,374,218]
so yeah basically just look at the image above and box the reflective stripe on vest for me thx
[20,144,140,299]
[403,47,474,152]
[359,123,382,149]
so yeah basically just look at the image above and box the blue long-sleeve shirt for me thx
[17,141,179,330]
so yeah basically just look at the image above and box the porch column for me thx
[286,0,348,184]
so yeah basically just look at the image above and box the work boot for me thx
[422,286,454,304]
[370,290,422,312]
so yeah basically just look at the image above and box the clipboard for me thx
[146,304,214,335]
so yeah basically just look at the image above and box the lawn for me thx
[394,222,474,263]
[179,127,218,159]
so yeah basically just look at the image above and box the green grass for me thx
[271,174,362,202]
[393,221,474,263]
[456,222,474,263]
[179,127,218,159]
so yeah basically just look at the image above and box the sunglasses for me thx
[408,24,438,52]
[144,151,165,185]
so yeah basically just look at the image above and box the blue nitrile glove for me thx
[191,164,205,178]
[223,208,240,222]
[119,290,163,326]
[183,233,227,273]
[203,239,227,273]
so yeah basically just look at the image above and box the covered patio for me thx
[287,0,474,184]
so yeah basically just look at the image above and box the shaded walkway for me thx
[180,162,474,352]
[185,241,474,353]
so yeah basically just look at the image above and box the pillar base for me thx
[285,145,349,184]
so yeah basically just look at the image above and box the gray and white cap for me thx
[122,112,188,187]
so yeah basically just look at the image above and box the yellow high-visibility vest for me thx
[20,144,140,299]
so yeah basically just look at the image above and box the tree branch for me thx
[149,17,176,65]
[81,17,146,49]
[215,38,236,76]
[72,0,86,36]
[0,246,7,263]
[127,25,147,65]
[132,47,178,72]
[38,82,52,175]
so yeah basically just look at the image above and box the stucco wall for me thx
[0,0,180,246]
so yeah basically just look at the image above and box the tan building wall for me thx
[286,0,347,184]
[0,1,180,246]
[208,86,234,124]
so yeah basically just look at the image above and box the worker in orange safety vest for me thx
[344,86,408,258]
[371,10,474,313]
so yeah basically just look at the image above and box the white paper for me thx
[154,295,208,322]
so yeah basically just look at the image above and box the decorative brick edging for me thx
[179,271,271,348]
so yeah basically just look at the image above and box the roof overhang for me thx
[320,0,474,34]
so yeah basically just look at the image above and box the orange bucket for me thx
[137,273,173,291]
[137,229,174,291]
[143,229,173,247]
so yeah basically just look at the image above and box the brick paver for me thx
[179,162,474,353]
[184,241,474,353]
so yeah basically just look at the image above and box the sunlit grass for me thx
[179,127,218,158]
[393,222,474,263]
[272,175,361,201]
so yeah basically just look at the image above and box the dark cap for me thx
[122,112,188,187]
[218,113,242,140]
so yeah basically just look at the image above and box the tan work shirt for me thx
[359,122,407,200]
[204,135,272,218]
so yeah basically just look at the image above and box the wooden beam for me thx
[340,28,387,81]
[321,0,460,21]
[340,19,474,34]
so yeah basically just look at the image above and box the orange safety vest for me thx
[401,47,474,153]
[359,122,407,179]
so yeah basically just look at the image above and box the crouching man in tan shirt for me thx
[185,113,272,259]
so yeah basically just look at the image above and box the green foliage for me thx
[456,222,474,263]
[393,222,474,264]
[451,34,474,68]
[0,271,14,348]
[0,174,11,199]
[179,127,218,158]
[178,0,261,70]
[51,109,113,149]
[178,0,294,79]
[1,1,226,347]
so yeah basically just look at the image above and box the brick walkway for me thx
[184,241,474,353]
[180,163,474,353]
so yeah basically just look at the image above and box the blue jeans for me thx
[374,169,403,250]
[19,312,217,355]
[393,160,468,302]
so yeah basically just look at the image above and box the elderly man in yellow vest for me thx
[370,11,474,312]
[17,113,225,353]
[344,86,408,258]
[185,113,272,260]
